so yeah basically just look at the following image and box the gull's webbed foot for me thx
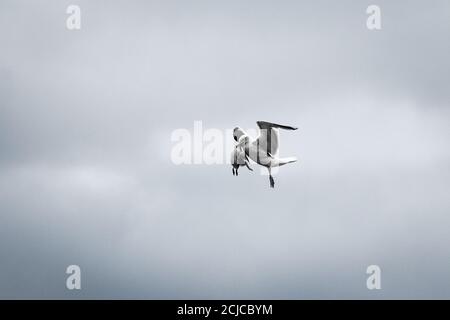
[269,175,275,188]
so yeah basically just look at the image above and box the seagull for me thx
[232,121,297,188]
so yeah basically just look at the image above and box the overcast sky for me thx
[0,0,449,298]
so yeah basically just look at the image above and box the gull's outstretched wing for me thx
[255,121,297,156]
[256,121,298,131]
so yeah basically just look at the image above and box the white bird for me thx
[232,121,298,188]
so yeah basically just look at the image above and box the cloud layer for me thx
[0,0,449,298]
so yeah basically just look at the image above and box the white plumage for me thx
[232,121,298,188]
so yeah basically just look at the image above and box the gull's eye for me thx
[234,135,238,141]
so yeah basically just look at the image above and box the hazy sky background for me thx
[0,0,449,298]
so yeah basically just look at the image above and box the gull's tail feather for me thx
[277,157,297,166]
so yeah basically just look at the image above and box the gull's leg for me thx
[268,167,275,188]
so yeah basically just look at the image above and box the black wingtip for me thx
[257,121,298,131]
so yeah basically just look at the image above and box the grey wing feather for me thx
[257,121,297,131]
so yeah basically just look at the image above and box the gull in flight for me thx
[232,121,298,188]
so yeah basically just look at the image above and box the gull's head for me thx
[233,127,247,142]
